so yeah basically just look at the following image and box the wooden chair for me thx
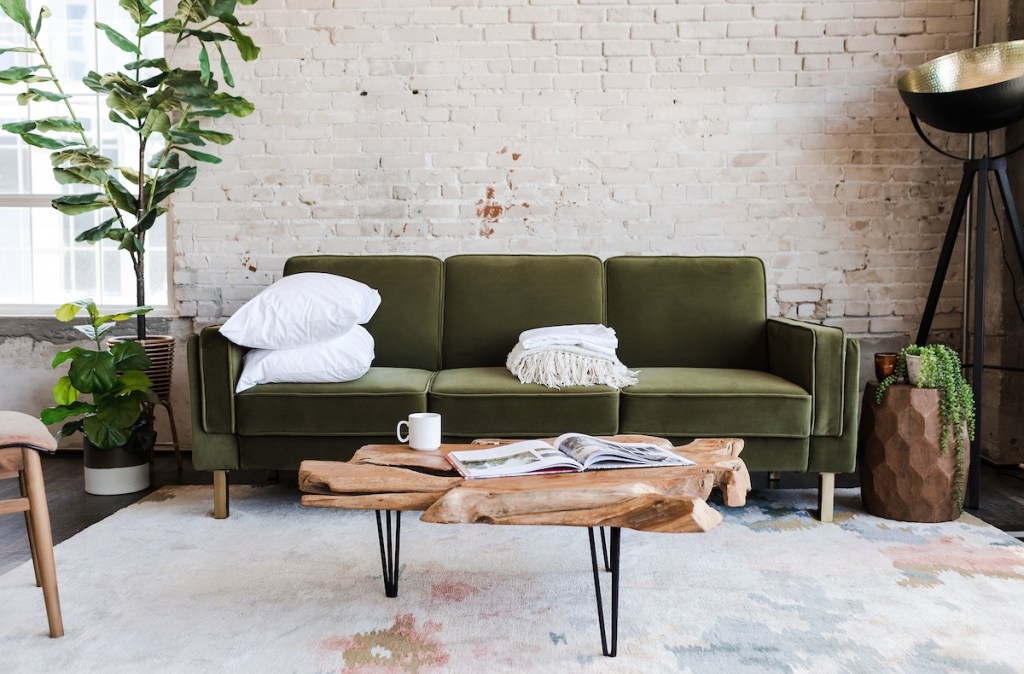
[0,411,63,638]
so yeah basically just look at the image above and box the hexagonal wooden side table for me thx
[858,382,968,523]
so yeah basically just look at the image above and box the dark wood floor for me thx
[2,452,1023,575]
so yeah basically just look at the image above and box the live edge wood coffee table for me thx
[298,436,749,658]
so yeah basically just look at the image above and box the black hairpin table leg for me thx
[588,526,621,657]
[375,510,401,598]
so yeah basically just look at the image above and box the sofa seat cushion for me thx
[619,367,811,438]
[430,367,619,438]
[235,367,434,436]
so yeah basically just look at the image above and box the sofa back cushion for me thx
[606,256,769,369]
[442,254,605,369]
[283,255,443,370]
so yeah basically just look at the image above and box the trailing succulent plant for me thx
[875,343,975,511]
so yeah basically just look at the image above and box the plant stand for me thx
[109,335,182,469]
[858,383,969,522]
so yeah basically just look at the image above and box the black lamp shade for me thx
[898,40,1024,134]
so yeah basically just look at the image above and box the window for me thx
[0,1,167,310]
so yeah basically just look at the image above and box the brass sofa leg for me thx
[213,470,229,519]
[818,472,835,523]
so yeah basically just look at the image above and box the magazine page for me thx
[446,440,583,479]
[553,433,695,470]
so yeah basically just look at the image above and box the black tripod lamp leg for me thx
[917,164,978,345]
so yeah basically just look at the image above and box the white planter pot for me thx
[906,354,922,385]
[84,464,149,495]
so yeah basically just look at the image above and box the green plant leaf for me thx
[82,71,105,93]
[51,376,79,406]
[179,146,222,163]
[118,231,143,253]
[186,29,230,42]
[176,0,210,23]
[51,346,85,368]
[96,22,141,55]
[0,46,35,55]
[83,402,139,449]
[134,208,163,233]
[54,300,93,323]
[237,0,256,4]
[198,42,211,85]
[52,192,110,215]
[118,369,153,392]
[141,109,170,137]
[50,148,112,169]
[68,350,117,394]
[149,165,197,204]
[210,0,239,19]
[227,23,259,61]
[2,120,34,133]
[17,88,70,104]
[53,166,112,186]
[206,92,254,116]
[110,339,151,371]
[190,126,233,144]
[148,150,180,169]
[106,178,139,213]
[138,17,182,37]
[119,0,157,25]
[75,217,120,243]
[0,64,47,84]
[18,132,81,150]
[166,68,217,97]
[0,0,33,33]
[32,4,50,38]
[213,42,235,87]
[124,57,168,71]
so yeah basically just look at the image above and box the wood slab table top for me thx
[299,436,749,533]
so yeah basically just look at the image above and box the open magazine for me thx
[445,433,694,479]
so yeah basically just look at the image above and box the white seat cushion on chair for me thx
[0,411,58,451]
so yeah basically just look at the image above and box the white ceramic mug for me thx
[396,412,442,451]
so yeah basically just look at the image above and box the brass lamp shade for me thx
[898,40,1024,134]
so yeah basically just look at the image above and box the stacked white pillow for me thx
[221,273,380,392]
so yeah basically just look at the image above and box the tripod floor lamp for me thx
[898,40,1024,509]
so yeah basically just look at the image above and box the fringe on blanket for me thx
[506,343,639,389]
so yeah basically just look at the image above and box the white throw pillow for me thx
[236,325,375,392]
[220,272,381,349]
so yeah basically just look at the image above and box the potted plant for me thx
[41,299,158,495]
[1,0,260,456]
[875,343,976,511]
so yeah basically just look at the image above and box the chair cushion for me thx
[619,367,811,438]
[430,367,619,438]
[235,367,434,436]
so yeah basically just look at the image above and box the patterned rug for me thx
[1,485,1022,673]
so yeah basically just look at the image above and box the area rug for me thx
[2,486,1023,673]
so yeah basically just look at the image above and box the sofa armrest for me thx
[767,317,849,437]
[189,326,247,434]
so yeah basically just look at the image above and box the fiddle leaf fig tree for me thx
[0,0,260,338]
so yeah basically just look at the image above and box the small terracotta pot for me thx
[874,352,898,382]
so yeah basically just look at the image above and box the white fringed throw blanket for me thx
[506,324,639,389]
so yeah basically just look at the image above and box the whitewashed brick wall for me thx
[173,0,975,347]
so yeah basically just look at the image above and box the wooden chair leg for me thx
[818,472,836,523]
[161,400,183,471]
[19,470,42,588]
[213,470,229,519]
[22,448,64,638]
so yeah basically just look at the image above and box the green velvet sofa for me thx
[187,254,859,520]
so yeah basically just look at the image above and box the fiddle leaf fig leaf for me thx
[68,350,117,394]
[0,0,33,33]
[51,376,80,406]
[18,132,81,150]
[75,217,120,243]
[17,88,71,104]
[227,23,259,61]
[0,64,47,83]
[96,22,141,55]
[206,92,254,116]
[179,146,222,163]
[52,192,110,215]
[138,17,182,37]
[119,0,157,25]
[198,42,211,85]
[215,42,234,87]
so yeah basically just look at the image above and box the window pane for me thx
[0,208,32,303]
